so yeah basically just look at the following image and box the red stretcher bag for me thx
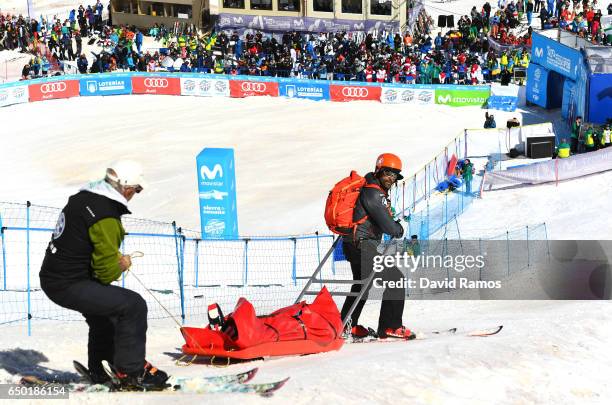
[181,287,344,359]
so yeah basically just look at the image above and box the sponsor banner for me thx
[434,87,490,107]
[229,80,279,98]
[531,32,582,80]
[380,85,435,105]
[588,74,612,125]
[487,95,518,112]
[79,76,132,96]
[180,77,230,97]
[196,148,238,239]
[28,80,80,102]
[216,13,399,33]
[330,84,382,102]
[526,64,549,107]
[0,84,29,107]
[278,80,330,101]
[131,76,181,95]
[487,37,531,53]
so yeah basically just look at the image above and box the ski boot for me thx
[114,361,170,391]
[379,326,416,340]
[343,324,372,341]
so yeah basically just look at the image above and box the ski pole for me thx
[125,251,212,366]
[125,251,182,329]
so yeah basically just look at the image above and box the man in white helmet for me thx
[40,160,169,391]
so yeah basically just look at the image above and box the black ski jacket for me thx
[347,172,403,245]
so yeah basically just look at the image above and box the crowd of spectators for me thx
[2,0,610,83]
[537,0,612,45]
[122,3,531,85]
[65,4,530,85]
[1,0,108,77]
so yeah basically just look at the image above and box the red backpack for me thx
[324,171,383,235]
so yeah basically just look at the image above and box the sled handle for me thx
[294,236,340,304]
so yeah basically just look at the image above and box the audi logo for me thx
[401,90,414,102]
[215,81,227,93]
[241,82,266,92]
[199,80,211,92]
[341,87,368,98]
[144,78,168,88]
[40,82,66,93]
[183,80,195,91]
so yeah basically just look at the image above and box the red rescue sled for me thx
[181,287,344,360]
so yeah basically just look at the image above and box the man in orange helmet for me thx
[341,153,413,339]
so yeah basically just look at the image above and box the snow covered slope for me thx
[1,300,611,404]
[459,170,612,240]
[0,94,529,236]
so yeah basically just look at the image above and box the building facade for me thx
[111,0,413,32]
[110,0,207,29]
[216,0,408,32]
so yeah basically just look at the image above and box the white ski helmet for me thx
[105,160,146,189]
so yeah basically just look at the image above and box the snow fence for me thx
[483,147,612,191]
[1,201,549,335]
[0,201,340,333]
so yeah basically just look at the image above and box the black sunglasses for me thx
[381,169,399,180]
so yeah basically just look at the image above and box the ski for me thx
[347,327,416,343]
[173,376,290,397]
[431,327,458,335]
[99,360,259,386]
[467,325,503,337]
[73,360,94,384]
[417,325,503,339]
[19,375,48,386]
[19,374,106,393]
[101,360,288,396]
[101,360,122,387]
[199,367,259,385]
[348,325,503,343]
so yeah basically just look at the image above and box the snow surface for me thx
[1,301,611,404]
[2,88,611,405]
[0,93,534,236]
[460,170,612,240]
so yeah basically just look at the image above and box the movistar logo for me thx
[437,93,487,105]
[534,47,543,58]
[437,94,451,104]
[200,164,223,180]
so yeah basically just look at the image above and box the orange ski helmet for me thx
[375,153,404,180]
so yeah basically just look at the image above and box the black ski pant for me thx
[340,239,405,335]
[40,278,147,375]
[571,137,578,153]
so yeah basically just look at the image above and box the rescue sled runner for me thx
[181,287,344,360]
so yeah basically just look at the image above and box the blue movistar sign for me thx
[531,32,582,81]
[196,148,238,239]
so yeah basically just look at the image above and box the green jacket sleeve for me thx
[88,217,126,285]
